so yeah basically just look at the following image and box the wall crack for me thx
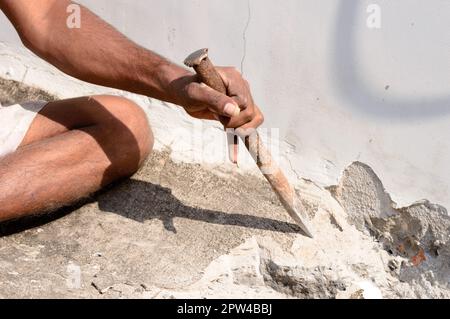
[240,0,251,76]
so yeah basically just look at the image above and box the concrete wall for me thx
[1,0,449,209]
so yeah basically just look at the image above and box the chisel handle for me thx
[184,50,238,164]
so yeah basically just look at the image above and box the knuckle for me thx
[258,113,265,124]
[244,112,253,122]
[238,95,248,107]
[212,97,226,112]
[184,82,196,97]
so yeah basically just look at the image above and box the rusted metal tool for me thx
[184,48,314,238]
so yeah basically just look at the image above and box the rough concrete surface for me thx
[0,79,449,299]
[329,162,450,298]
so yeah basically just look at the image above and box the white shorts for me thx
[0,101,48,157]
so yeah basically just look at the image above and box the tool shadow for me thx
[0,178,303,237]
[97,178,303,234]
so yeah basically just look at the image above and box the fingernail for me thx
[224,103,240,117]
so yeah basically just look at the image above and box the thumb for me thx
[188,83,241,118]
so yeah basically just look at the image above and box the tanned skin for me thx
[0,0,264,221]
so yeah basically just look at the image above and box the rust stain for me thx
[411,248,426,267]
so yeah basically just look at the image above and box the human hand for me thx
[170,67,264,130]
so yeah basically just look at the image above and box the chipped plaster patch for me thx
[329,162,450,296]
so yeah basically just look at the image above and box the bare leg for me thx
[0,95,153,222]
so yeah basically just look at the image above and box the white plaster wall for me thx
[1,0,449,209]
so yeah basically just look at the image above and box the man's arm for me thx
[0,0,263,127]
[0,0,186,102]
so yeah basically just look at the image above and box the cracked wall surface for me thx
[240,0,251,75]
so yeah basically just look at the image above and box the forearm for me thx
[42,3,191,102]
[1,0,190,103]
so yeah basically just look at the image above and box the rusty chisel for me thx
[184,48,314,238]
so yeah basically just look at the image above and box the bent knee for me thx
[92,95,154,168]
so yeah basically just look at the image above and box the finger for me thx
[215,67,245,92]
[236,106,264,131]
[231,95,249,111]
[215,67,238,88]
[222,105,255,128]
[185,82,241,118]
[186,109,217,121]
[227,133,239,164]
[216,67,250,110]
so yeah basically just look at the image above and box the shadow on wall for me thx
[333,1,450,120]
